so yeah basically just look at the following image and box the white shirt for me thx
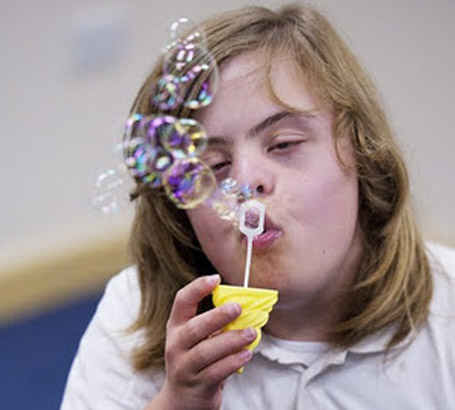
[61,243,455,409]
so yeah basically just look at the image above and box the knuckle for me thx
[185,320,201,343]
[165,351,188,382]
[171,361,186,380]
[165,327,184,359]
[165,339,177,362]
[165,317,173,332]
[191,343,206,365]
[200,366,220,387]
[174,287,187,303]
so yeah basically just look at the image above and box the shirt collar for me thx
[256,325,417,366]
[347,324,417,354]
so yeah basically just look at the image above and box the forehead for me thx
[195,51,323,129]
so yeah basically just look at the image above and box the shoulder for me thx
[419,242,455,369]
[426,242,455,316]
[426,242,455,277]
[403,243,455,400]
[95,265,141,331]
[61,266,163,409]
[74,265,142,355]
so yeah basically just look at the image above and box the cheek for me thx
[315,170,358,222]
[322,142,359,227]
[187,206,243,278]
[286,155,359,242]
[186,206,219,245]
[309,138,358,223]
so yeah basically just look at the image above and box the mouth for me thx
[250,215,282,250]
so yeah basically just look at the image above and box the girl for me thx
[62,4,455,409]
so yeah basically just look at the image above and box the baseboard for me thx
[0,232,130,326]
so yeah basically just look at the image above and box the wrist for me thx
[143,389,171,410]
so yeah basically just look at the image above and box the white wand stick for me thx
[239,200,265,288]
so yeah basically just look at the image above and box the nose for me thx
[230,150,275,197]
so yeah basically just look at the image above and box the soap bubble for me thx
[124,113,144,140]
[208,178,257,223]
[160,118,208,158]
[113,113,144,162]
[142,115,177,146]
[212,199,239,223]
[124,137,151,177]
[210,178,241,222]
[123,137,163,187]
[169,17,207,47]
[163,157,216,209]
[124,140,174,188]
[163,42,218,109]
[181,68,215,109]
[220,177,241,197]
[121,114,163,151]
[141,172,162,187]
[151,74,183,111]
[89,168,127,214]
[152,147,174,172]
[115,18,221,212]
[239,183,254,202]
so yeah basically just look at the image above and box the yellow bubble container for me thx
[212,285,279,352]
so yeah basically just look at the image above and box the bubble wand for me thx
[239,200,265,288]
[212,198,277,370]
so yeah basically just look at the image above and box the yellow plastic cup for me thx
[212,284,279,352]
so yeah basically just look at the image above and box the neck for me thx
[265,294,346,341]
[265,236,363,342]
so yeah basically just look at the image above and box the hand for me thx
[146,274,256,410]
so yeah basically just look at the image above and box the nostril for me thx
[256,184,264,194]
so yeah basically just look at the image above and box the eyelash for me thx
[207,138,304,173]
[211,160,231,172]
[268,139,304,153]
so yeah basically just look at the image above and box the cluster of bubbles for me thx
[122,17,219,209]
[209,178,254,224]
[89,168,128,214]
[123,113,215,208]
[90,18,254,220]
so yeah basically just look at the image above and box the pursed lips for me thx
[240,214,283,250]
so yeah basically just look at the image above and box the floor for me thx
[0,291,102,410]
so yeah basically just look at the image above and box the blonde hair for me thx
[126,3,432,370]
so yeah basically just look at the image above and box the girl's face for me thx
[187,53,363,310]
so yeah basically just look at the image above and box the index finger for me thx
[169,274,221,325]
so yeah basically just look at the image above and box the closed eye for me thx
[202,150,231,175]
[268,140,304,153]
[211,160,231,172]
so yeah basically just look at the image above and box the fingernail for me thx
[239,349,253,361]
[224,302,241,316]
[241,327,256,340]
[206,274,220,285]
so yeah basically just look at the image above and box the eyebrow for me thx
[247,110,300,138]
[207,109,317,147]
